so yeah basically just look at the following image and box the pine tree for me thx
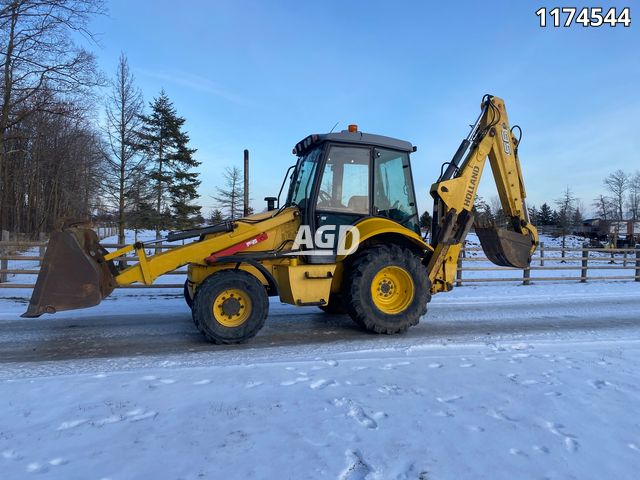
[126,166,156,240]
[527,205,539,225]
[538,203,554,226]
[169,146,203,230]
[419,211,432,231]
[137,90,201,237]
[209,209,224,224]
[572,206,583,227]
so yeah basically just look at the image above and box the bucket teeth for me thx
[475,223,533,269]
[22,228,117,318]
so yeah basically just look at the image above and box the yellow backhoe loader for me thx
[23,95,538,344]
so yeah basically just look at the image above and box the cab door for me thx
[314,144,372,231]
[372,148,420,234]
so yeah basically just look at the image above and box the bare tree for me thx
[627,171,640,221]
[9,100,103,235]
[212,166,244,220]
[101,53,144,247]
[489,195,507,227]
[0,0,105,232]
[603,169,629,221]
[473,194,493,223]
[555,186,577,261]
[592,194,613,222]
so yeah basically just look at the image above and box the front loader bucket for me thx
[475,224,533,269]
[22,228,117,318]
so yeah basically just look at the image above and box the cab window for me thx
[373,148,419,233]
[316,146,370,214]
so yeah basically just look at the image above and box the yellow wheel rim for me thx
[212,288,252,327]
[370,266,414,314]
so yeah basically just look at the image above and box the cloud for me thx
[137,68,248,105]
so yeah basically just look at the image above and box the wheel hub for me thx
[213,289,251,327]
[370,266,414,314]
[221,296,241,316]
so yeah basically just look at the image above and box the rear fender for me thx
[344,217,431,260]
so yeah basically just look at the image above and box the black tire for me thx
[318,294,348,315]
[183,280,194,309]
[345,244,431,334]
[192,270,269,344]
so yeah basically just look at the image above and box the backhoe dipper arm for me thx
[426,95,538,293]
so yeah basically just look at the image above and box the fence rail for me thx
[1,239,639,289]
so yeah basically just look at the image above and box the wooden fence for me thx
[455,242,640,285]
[1,239,639,289]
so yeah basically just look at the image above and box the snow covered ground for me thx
[1,280,640,479]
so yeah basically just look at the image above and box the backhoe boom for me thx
[427,95,538,293]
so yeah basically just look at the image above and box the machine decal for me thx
[464,165,481,208]
[501,124,511,155]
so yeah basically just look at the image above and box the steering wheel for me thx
[318,190,332,204]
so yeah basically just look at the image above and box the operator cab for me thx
[283,126,420,251]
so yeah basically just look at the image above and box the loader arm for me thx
[426,95,538,293]
[109,210,298,287]
[22,209,301,317]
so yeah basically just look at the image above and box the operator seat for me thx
[347,195,369,214]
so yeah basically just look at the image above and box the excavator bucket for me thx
[475,224,533,269]
[22,227,117,318]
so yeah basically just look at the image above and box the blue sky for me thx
[90,0,639,216]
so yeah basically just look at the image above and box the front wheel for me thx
[192,270,269,344]
[345,245,430,334]
[183,280,194,308]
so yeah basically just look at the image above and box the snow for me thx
[1,280,640,479]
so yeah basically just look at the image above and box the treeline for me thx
[469,169,640,247]
[0,0,202,241]
[474,190,585,234]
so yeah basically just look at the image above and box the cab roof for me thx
[293,129,415,156]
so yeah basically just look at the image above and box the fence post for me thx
[623,250,627,267]
[635,244,640,282]
[456,247,464,287]
[523,265,531,286]
[38,232,47,266]
[0,230,9,283]
[539,242,544,267]
[580,243,589,283]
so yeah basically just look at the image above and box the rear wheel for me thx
[192,270,269,344]
[345,245,430,334]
